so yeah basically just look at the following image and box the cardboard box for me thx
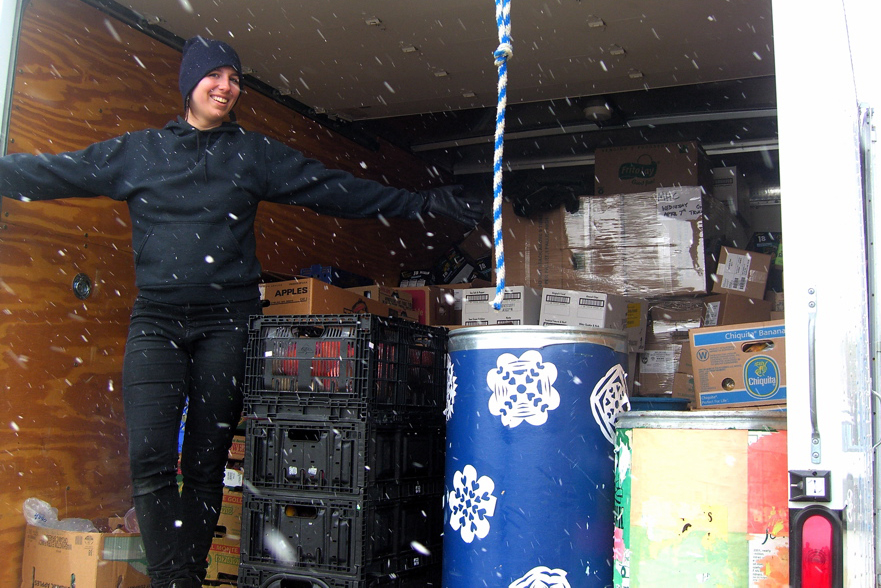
[205,536,240,581]
[711,246,772,300]
[765,290,784,312]
[562,189,743,297]
[470,254,493,282]
[496,200,570,292]
[432,245,474,284]
[624,297,650,352]
[398,286,459,325]
[228,434,245,461]
[399,269,432,287]
[457,226,493,262]
[539,288,647,352]
[461,286,541,325]
[260,277,391,316]
[594,141,711,195]
[634,344,687,396]
[626,352,638,394]
[677,340,693,373]
[672,371,695,402]
[702,293,772,327]
[690,320,785,409]
[346,285,417,321]
[748,203,782,233]
[497,190,749,299]
[748,232,782,261]
[646,299,704,346]
[634,369,694,401]
[711,166,749,216]
[21,523,149,588]
[216,489,242,538]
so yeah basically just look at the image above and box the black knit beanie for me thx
[178,36,242,105]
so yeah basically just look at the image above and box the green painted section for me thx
[613,428,633,587]
[629,526,749,587]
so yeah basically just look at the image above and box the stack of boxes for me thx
[636,298,704,399]
[237,314,447,587]
[633,245,784,409]
[426,140,785,412]
[687,246,785,410]
[203,434,246,587]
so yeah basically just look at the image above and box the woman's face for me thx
[186,66,241,130]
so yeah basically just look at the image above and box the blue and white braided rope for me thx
[491,0,512,310]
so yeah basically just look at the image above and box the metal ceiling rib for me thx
[410,108,779,152]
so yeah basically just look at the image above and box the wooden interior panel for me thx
[0,225,135,588]
[0,0,459,584]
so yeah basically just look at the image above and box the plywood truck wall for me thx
[0,0,455,584]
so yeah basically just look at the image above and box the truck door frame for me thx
[0,0,23,157]
[773,0,880,583]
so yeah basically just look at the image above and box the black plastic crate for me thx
[244,418,444,498]
[244,315,447,421]
[237,563,442,588]
[239,492,443,577]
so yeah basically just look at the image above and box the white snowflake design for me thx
[590,363,630,444]
[486,350,560,428]
[448,464,498,543]
[444,353,456,421]
[510,566,572,588]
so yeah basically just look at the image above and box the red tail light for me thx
[791,506,842,588]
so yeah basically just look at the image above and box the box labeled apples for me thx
[260,277,391,316]
[690,320,785,409]
[20,523,149,588]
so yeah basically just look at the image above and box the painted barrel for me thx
[612,411,789,587]
[443,327,630,588]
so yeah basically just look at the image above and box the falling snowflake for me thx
[486,350,560,428]
[510,566,572,588]
[448,464,497,543]
[590,363,630,444]
[444,353,456,421]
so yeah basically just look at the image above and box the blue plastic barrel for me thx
[443,327,629,588]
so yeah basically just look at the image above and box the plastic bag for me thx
[124,507,140,533]
[22,497,98,532]
[22,497,58,527]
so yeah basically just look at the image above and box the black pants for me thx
[122,296,260,587]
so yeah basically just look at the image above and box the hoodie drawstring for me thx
[194,131,210,181]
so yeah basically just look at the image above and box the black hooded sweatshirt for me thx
[0,118,426,304]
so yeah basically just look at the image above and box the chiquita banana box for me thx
[690,320,785,409]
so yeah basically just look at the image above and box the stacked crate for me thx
[238,314,447,587]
